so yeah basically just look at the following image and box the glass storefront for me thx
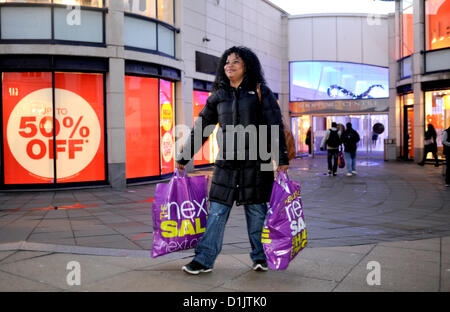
[2,72,105,185]
[124,76,175,180]
[123,0,173,24]
[400,93,414,160]
[425,89,450,159]
[290,115,310,156]
[425,0,450,51]
[192,90,218,167]
[303,114,388,158]
[400,0,414,58]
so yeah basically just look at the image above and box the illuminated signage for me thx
[290,61,389,102]
[2,72,105,184]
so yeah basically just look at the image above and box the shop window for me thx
[124,16,157,50]
[125,76,160,179]
[193,90,218,167]
[290,116,310,155]
[400,0,414,58]
[425,0,450,51]
[0,1,105,43]
[158,24,175,56]
[157,0,173,24]
[124,0,156,18]
[425,89,450,158]
[0,0,102,6]
[160,79,175,175]
[123,0,176,57]
[2,72,105,185]
[125,76,175,179]
[123,0,173,24]
[124,16,175,57]
[54,7,103,42]
[1,6,52,39]
[0,0,51,3]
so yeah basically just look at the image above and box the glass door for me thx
[311,114,388,159]
[400,93,415,160]
[291,115,311,156]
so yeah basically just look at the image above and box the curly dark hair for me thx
[212,46,266,91]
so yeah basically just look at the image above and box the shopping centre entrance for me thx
[291,114,389,159]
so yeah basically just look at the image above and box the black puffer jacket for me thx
[177,83,289,206]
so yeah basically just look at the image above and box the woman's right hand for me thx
[175,163,185,171]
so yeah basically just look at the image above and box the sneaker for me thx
[182,260,212,275]
[328,170,332,175]
[346,173,352,176]
[333,172,337,176]
[252,260,268,272]
[352,171,357,175]
[446,184,450,187]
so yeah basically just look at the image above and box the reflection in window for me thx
[53,0,102,7]
[158,0,173,24]
[400,0,414,58]
[1,6,52,39]
[54,7,103,42]
[0,0,103,6]
[425,0,450,51]
[124,16,157,50]
[123,0,173,24]
[158,24,174,56]
[124,0,156,18]
[0,0,51,3]
[425,90,450,157]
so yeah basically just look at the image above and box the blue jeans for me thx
[193,201,267,268]
[345,151,357,173]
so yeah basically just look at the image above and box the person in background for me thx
[341,122,361,176]
[176,46,289,275]
[320,122,342,176]
[305,127,312,155]
[442,126,450,187]
[418,124,439,167]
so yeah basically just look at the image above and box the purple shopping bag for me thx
[262,171,307,270]
[338,150,345,169]
[151,169,209,258]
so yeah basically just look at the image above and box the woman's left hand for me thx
[276,165,289,173]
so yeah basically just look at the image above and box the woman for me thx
[305,127,312,155]
[418,124,438,167]
[176,46,289,274]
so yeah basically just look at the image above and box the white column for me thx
[105,0,126,188]
[412,0,425,162]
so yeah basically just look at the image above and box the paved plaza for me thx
[0,157,449,292]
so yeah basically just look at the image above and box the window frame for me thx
[0,69,109,190]
[123,11,178,59]
[0,1,107,46]
[123,0,175,25]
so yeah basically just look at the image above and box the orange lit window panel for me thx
[125,76,160,179]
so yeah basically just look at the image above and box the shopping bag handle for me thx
[174,168,187,178]
[276,170,290,184]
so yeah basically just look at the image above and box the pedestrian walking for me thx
[320,122,342,176]
[442,126,450,187]
[175,46,289,274]
[341,122,361,176]
[418,124,439,167]
[305,127,312,155]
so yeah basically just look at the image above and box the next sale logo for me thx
[7,88,101,180]
[159,198,207,238]
[284,189,307,258]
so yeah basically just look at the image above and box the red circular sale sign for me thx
[6,88,101,180]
